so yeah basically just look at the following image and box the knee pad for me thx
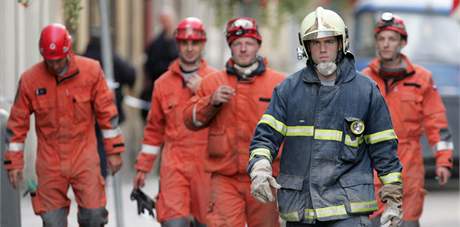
[41,207,68,227]
[77,207,108,227]
[162,217,190,227]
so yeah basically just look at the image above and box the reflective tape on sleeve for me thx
[141,144,160,155]
[434,141,454,152]
[249,148,272,162]
[8,142,24,152]
[102,127,122,138]
[365,129,397,144]
[258,114,287,136]
[379,172,402,184]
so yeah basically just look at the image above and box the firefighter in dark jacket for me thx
[247,7,403,227]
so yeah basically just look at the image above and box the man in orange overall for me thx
[4,23,124,227]
[183,17,285,227]
[133,17,217,227]
[362,13,454,227]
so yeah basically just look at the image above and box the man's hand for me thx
[186,74,202,94]
[211,85,235,106]
[381,199,401,227]
[436,166,451,186]
[8,169,23,189]
[249,159,280,203]
[107,154,123,175]
[133,171,146,189]
[380,183,402,227]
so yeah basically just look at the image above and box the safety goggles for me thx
[226,18,258,37]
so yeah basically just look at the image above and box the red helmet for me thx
[225,17,262,45]
[39,23,72,60]
[374,12,408,40]
[175,17,206,41]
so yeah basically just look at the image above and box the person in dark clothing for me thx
[83,35,136,178]
[140,10,178,121]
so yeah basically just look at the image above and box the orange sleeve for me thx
[421,76,453,169]
[183,76,221,131]
[4,79,32,170]
[134,84,165,172]
[92,68,125,156]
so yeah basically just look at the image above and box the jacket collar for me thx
[368,53,416,77]
[169,58,208,78]
[225,56,267,80]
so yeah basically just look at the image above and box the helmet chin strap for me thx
[316,62,337,77]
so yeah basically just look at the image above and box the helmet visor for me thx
[303,30,343,41]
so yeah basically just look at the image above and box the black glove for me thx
[130,188,155,217]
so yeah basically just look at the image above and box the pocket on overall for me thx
[34,99,55,137]
[276,174,305,222]
[207,128,228,158]
[73,94,92,124]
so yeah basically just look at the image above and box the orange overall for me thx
[184,58,285,227]
[135,59,217,223]
[4,55,124,214]
[363,54,453,221]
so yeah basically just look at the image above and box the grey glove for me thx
[249,159,280,203]
[380,183,403,227]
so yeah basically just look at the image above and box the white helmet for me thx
[298,7,349,60]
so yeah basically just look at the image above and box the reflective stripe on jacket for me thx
[248,54,402,223]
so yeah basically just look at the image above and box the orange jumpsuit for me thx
[183,58,285,227]
[135,59,217,223]
[362,54,453,221]
[4,55,124,214]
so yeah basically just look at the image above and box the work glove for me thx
[130,188,156,218]
[249,158,280,203]
[380,183,403,227]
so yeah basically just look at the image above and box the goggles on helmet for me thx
[225,17,261,44]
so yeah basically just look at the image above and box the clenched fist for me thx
[211,85,235,106]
